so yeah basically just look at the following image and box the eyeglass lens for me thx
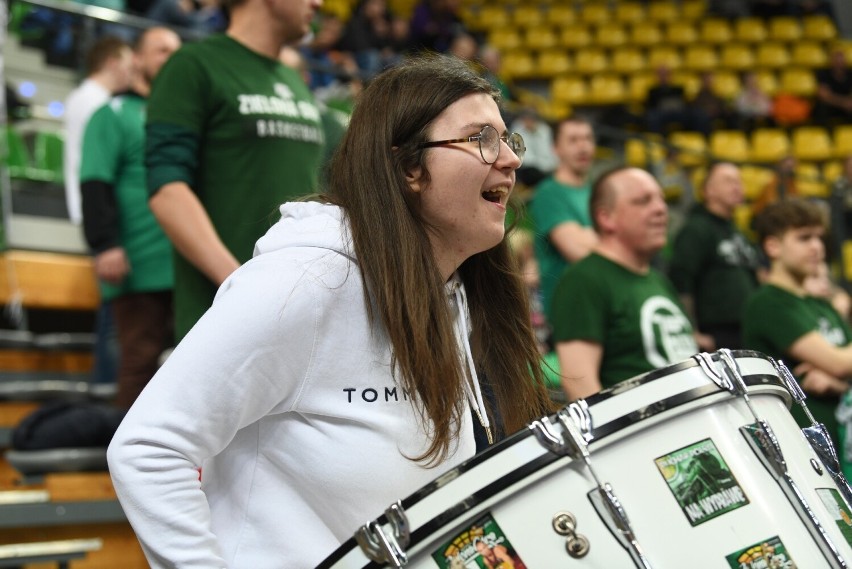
[479,125,525,165]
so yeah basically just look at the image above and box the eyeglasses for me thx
[418,124,526,166]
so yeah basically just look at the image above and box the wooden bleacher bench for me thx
[0,538,102,568]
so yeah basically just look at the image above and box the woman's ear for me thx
[406,166,423,193]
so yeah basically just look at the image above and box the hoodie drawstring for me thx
[450,278,493,446]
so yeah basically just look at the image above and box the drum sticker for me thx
[430,512,528,569]
[816,488,852,546]
[655,438,749,526]
[725,536,797,568]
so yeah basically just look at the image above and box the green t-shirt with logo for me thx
[530,176,592,322]
[146,34,324,339]
[669,204,760,328]
[551,253,698,388]
[80,93,173,301]
[743,284,852,445]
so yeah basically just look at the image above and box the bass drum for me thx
[318,350,852,569]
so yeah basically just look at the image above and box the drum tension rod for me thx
[355,501,410,568]
[530,402,654,569]
[705,350,849,569]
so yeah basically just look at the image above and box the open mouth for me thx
[482,186,509,204]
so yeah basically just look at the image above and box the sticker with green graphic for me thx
[431,512,528,569]
[816,488,852,547]
[655,438,749,526]
[725,535,797,568]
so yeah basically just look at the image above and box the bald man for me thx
[551,166,698,400]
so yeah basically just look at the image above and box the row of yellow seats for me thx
[545,68,819,107]
[465,1,709,29]
[471,7,836,44]
[501,44,834,80]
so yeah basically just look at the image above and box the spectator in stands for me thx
[743,198,851,461]
[692,72,734,130]
[407,0,466,53]
[669,162,761,351]
[752,154,800,214]
[302,12,362,107]
[336,0,403,77]
[734,71,773,131]
[63,36,133,387]
[815,47,852,125]
[551,167,698,400]
[645,65,712,136]
[749,0,792,18]
[448,32,478,64]
[145,0,325,341]
[80,27,181,409]
[478,44,514,103]
[510,107,557,187]
[64,36,133,226]
[832,154,852,235]
[530,116,598,324]
[108,54,551,568]
[146,0,226,33]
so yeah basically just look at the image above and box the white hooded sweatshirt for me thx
[107,202,485,568]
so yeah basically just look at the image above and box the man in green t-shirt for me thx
[146,0,325,340]
[669,162,761,351]
[80,27,182,408]
[552,166,698,400]
[530,116,598,324]
[743,198,852,458]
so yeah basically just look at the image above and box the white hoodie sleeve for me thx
[107,256,319,568]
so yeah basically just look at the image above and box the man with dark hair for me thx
[669,162,761,351]
[815,47,852,124]
[530,116,598,324]
[743,198,852,454]
[146,0,325,340]
[64,35,133,225]
[80,27,182,408]
[551,167,697,400]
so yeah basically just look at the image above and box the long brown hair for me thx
[326,54,552,465]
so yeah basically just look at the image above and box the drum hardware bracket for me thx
[588,484,653,569]
[742,422,849,568]
[551,511,590,559]
[812,458,824,475]
[355,501,410,568]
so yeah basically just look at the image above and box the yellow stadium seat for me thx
[803,14,838,42]
[779,67,817,97]
[536,99,572,122]
[580,3,610,25]
[669,131,708,166]
[824,161,843,184]
[755,70,779,97]
[719,43,756,72]
[647,2,679,23]
[514,5,543,28]
[574,47,609,75]
[791,41,829,69]
[595,22,628,49]
[611,47,647,75]
[630,22,663,48]
[700,19,733,45]
[587,74,627,105]
[733,204,754,238]
[614,2,645,24]
[546,5,576,27]
[710,130,750,163]
[477,6,510,30]
[559,25,593,50]
[734,18,768,43]
[672,70,700,98]
[750,128,791,164]
[524,26,558,51]
[681,0,707,21]
[551,75,588,106]
[628,72,657,103]
[792,126,834,162]
[488,29,522,52]
[711,70,741,99]
[665,21,698,47]
[741,165,776,202]
[769,16,803,42]
[536,49,571,77]
[683,44,719,73]
[756,43,791,70]
[795,163,829,198]
[834,125,852,159]
[626,135,666,166]
[501,52,536,80]
[648,46,682,70]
